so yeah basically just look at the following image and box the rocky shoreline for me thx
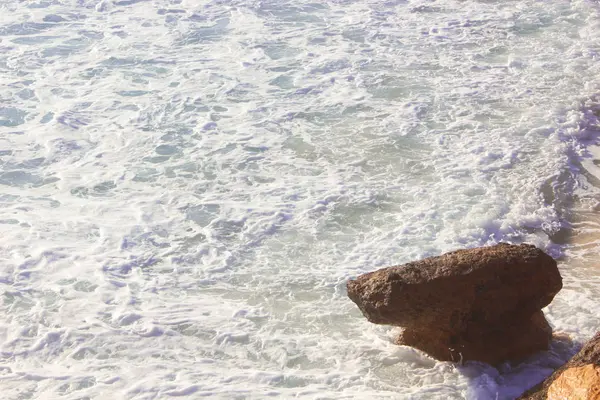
[347,243,598,399]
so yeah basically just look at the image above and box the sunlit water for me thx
[1,0,600,399]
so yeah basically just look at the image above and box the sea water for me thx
[1,0,600,399]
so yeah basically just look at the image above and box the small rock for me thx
[519,332,600,399]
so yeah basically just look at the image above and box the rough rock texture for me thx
[519,332,600,399]
[396,310,552,364]
[347,243,562,364]
[347,243,562,329]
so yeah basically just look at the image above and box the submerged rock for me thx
[396,310,552,364]
[519,332,600,399]
[347,243,562,364]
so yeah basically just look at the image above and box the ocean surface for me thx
[1,0,600,398]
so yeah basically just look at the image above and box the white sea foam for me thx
[1,0,600,398]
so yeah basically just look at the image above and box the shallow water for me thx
[1,0,600,399]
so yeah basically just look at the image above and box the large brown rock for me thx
[347,243,563,364]
[347,243,562,330]
[519,332,600,399]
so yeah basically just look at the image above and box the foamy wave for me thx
[1,0,600,398]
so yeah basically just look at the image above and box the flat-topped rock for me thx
[347,243,562,330]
